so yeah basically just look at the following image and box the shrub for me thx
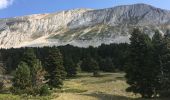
[0,81,4,92]
[39,85,51,96]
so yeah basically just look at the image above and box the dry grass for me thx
[53,72,142,100]
[0,73,168,100]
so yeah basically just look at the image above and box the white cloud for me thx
[0,0,13,9]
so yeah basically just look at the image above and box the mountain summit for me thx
[0,4,170,48]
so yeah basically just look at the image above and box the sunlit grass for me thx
[54,72,141,100]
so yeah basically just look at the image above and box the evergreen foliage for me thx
[159,31,170,97]
[45,47,66,88]
[125,28,156,98]
[39,85,51,96]
[99,57,115,72]
[81,56,93,72]
[12,49,46,95]
[152,30,164,96]
[64,57,77,77]
[12,62,31,94]
[91,59,100,77]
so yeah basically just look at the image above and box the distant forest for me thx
[0,43,129,74]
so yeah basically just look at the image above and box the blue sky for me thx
[0,0,170,18]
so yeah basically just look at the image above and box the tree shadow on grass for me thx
[115,76,126,81]
[81,92,134,100]
[80,92,168,100]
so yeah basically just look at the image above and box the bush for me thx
[10,87,24,95]
[0,81,4,92]
[11,86,39,96]
[39,85,51,96]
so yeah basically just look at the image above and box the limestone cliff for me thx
[0,4,170,48]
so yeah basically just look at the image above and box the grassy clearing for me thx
[1,72,169,100]
[54,72,142,100]
[0,93,53,100]
[0,94,20,100]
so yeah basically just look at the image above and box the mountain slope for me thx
[0,4,170,48]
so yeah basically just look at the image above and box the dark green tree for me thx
[12,62,31,94]
[152,30,165,96]
[64,57,77,77]
[81,57,99,76]
[90,59,100,77]
[81,56,93,72]
[13,48,46,95]
[45,47,66,88]
[125,28,156,98]
[99,57,115,72]
[159,30,170,97]
[21,48,45,88]
[32,59,46,88]
[21,48,37,67]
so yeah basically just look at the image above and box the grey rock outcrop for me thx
[0,3,170,48]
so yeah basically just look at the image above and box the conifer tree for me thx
[32,59,46,88]
[152,30,164,96]
[21,48,37,68]
[12,62,31,94]
[64,57,77,77]
[45,47,66,88]
[81,57,99,76]
[99,57,115,72]
[13,48,46,95]
[81,55,94,72]
[125,28,156,98]
[159,30,170,96]
[90,58,100,77]
[21,48,45,88]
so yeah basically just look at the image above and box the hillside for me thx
[0,4,170,48]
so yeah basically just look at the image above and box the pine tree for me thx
[45,47,66,88]
[32,59,46,88]
[12,62,31,94]
[125,28,156,98]
[21,48,37,68]
[13,48,46,95]
[21,48,45,88]
[0,52,5,91]
[81,55,93,72]
[159,30,170,97]
[152,30,164,96]
[64,57,77,77]
[90,59,100,77]
[99,57,115,72]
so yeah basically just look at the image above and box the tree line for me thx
[0,43,128,75]
[0,42,128,95]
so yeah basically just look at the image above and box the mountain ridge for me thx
[0,3,170,48]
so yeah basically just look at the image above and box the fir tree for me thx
[99,57,115,72]
[90,58,100,77]
[152,30,164,96]
[12,62,31,94]
[45,47,66,88]
[32,59,46,88]
[21,48,37,68]
[81,55,93,72]
[13,48,46,95]
[125,28,156,98]
[160,30,170,97]
[21,48,45,88]
[81,57,99,76]
[64,57,77,77]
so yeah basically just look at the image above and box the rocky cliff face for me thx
[0,3,170,48]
